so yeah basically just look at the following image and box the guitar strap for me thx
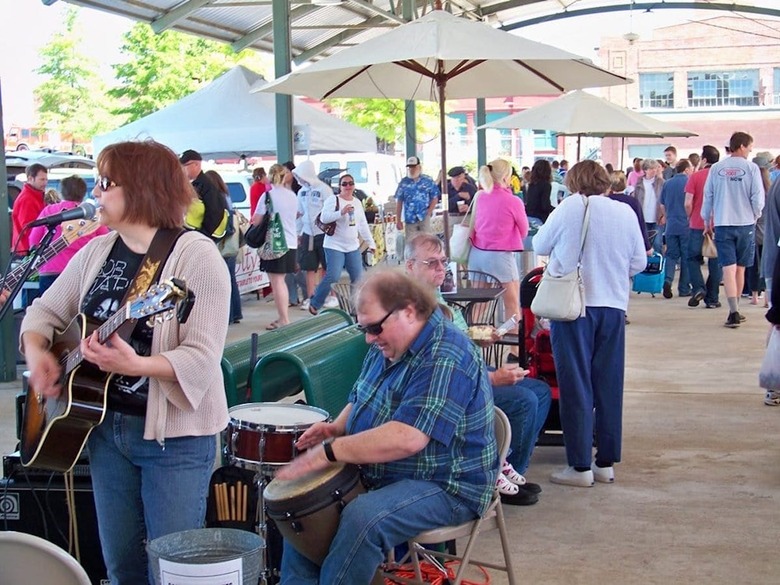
[115,228,185,342]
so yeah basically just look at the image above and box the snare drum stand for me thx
[256,465,284,584]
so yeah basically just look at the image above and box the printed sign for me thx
[159,557,242,585]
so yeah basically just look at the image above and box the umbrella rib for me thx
[322,65,373,99]
[512,59,564,92]
[448,60,484,78]
[395,60,436,78]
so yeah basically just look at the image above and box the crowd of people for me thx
[7,133,780,584]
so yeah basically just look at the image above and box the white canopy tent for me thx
[92,66,377,158]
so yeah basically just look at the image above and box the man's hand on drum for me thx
[275,442,331,481]
[294,422,342,451]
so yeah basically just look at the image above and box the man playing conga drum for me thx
[275,269,498,583]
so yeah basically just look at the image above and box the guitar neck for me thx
[64,305,131,375]
[5,238,72,291]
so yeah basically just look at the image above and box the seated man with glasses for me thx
[275,269,497,584]
[406,234,551,506]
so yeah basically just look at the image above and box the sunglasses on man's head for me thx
[356,308,397,336]
[97,176,119,192]
[341,181,355,187]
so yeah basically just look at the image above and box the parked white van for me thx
[299,153,403,205]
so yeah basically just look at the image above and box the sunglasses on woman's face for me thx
[97,176,120,192]
[341,181,355,187]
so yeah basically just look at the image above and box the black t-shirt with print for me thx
[81,237,153,415]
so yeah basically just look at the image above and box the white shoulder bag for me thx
[449,192,481,264]
[531,197,591,321]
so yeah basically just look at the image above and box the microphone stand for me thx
[0,225,58,323]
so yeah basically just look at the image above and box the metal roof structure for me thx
[52,1,780,66]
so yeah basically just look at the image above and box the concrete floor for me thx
[1,282,777,584]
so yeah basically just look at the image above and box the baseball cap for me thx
[752,151,773,169]
[406,156,421,167]
[179,149,203,164]
[448,166,466,178]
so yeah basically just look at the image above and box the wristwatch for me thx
[322,438,337,463]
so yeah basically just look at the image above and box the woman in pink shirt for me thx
[29,176,109,295]
[468,159,529,361]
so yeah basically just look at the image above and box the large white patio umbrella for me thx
[480,90,697,162]
[258,10,630,250]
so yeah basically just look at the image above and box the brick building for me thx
[598,15,780,168]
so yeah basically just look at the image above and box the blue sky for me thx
[1,1,702,129]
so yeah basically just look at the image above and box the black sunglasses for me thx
[356,308,397,336]
[341,181,355,187]
[97,176,120,192]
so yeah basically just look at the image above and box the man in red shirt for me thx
[11,163,48,257]
[684,146,722,308]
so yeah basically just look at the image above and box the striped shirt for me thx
[346,309,498,516]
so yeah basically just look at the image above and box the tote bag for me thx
[702,232,718,258]
[449,192,480,264]
[759,327,780,390]
[530,197,591,322]
[257,192,289,261]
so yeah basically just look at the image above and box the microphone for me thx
[28,202,98,228]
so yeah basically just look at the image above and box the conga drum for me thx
[264,463,365,565]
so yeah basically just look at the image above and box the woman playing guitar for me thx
[20,140,232,584]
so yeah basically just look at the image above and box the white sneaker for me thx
[550,466,594,487]
[323,295,340,309]
[765,390,780,406]
[591,463,615,483]
[300,299,310,311]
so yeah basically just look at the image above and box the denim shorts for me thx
[714,225,755,267]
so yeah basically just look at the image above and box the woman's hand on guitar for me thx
[25,346,62,399]
[294,422,342,452]
[81,331,142,376]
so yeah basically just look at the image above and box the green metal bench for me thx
[250,326,369,417]
[220,309,353,407]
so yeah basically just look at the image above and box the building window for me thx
[687,70,759,107]
[774,68,780,106]
[533,130,556,151]
[639,73,674,108]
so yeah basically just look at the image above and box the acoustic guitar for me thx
[20,279,191,472]
[5,217,102,291]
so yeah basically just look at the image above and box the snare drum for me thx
[264,463,365,566]
[226,403,329,468]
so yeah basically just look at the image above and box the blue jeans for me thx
[87,411,216,585]
[37,273,59,297]
[286,269,307,304]
[491,375,552,474]
[550,307,626,468]
[664,233,691,294]
[310,247,364,311]
[646,222,663,254]
[687,229,721,305]
[224,255,243,323]
[280,479,476,585]
[714,224,755,267]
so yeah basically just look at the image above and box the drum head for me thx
[228,403,329,429]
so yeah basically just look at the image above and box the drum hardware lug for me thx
[331,489,343,501]
[291,520,303,533]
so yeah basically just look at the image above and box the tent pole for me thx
[438,65,450,256]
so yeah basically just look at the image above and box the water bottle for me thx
[365,250,374,266]
[348,208,356,226]
[495,314,519,337]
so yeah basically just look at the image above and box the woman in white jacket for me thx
[308,174,376,314]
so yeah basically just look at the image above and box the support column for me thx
[273,0,293,162]
[0,80,17,381]
[402,0,416,158]
[476,98,487,169]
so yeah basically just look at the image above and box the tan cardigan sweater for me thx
[21,230,231,444]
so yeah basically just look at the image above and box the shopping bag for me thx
[759,327,780,390]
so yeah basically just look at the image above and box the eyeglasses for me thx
[414,257,449,269]
[97,176,120,192]
[356,308,397,336]
[340,181,355,187]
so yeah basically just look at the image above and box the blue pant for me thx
[224,255,243,323]
[664,232,691,294]
[687,229,721,305]
[310,248,364,310]
[550,307,626,468]
[492,376,552,474]
[87,411,216,585]
[280,479,476,585]
[646,222,663,254]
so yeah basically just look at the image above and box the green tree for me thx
[34,7,120,152]
[326,98,441,148]
[111,23,272,122]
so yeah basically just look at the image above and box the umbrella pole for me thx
[576,135,581,161]
[438,71,450,256]
[621,136,625,170]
